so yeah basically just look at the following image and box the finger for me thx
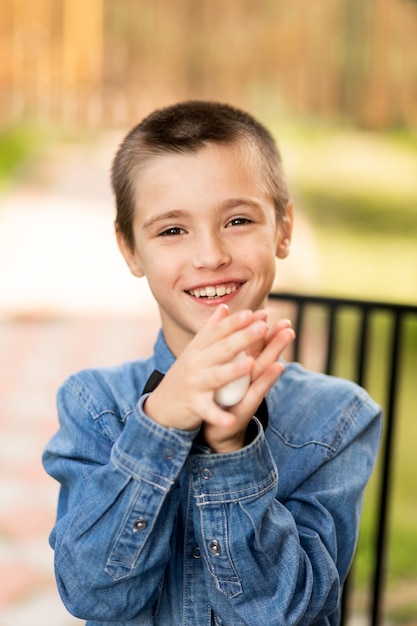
[270,318,292,334]
[230,359,285,420]
[201,402,239,430]
[251,326,295,380]
[205,303,230,325]
[207,319,269,366]
[253,309,268,323]
[246,360,285,405]
[195,315,269,365]
[196,306,256,347]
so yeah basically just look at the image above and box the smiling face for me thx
[117,142,293,355]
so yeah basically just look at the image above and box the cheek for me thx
[144,256,181,290]
[257,241,278,265]
[147,260,170,280]
[261,248,279,285]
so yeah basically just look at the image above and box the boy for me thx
[43,101,382,625]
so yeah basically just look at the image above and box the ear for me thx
[116,228,145,277]
[276,200,294,259]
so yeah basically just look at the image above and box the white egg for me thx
[214,352,250,407]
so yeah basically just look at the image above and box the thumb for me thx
[205,304,230,326]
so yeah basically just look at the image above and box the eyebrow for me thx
[221,197,263,212]
[142,210,190,230]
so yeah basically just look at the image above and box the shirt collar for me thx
[152,329,176,373]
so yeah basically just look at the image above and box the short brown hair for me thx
[111,100,289,250]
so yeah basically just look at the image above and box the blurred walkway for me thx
[0,135,319,625]
[0,317,161,625]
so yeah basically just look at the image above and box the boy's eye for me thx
[159,226,185,236]
[227,217,253,227]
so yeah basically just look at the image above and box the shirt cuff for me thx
[189,418,278,503]
[111,394,199,491]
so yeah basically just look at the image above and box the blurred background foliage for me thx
[1,0,416,622]
[1,0,417,129]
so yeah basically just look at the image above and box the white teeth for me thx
[189,284,238,298]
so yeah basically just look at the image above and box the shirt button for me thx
[200,467,213,480]
[208,540,221,555]
[192,546,201,559]
[163,448,176,460]
[132,518,147,532]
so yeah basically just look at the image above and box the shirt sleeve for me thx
[42,376,197,621]
[189,397,382,626]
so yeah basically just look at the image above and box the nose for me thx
[192,229,232,270]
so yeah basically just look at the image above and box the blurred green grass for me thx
[271,119,417,305]
[0,125,44,191]
[0,123,101,193]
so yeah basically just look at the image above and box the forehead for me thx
[132,141,267,205]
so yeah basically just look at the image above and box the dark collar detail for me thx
[255,397,269,430]
[142,369,165,395]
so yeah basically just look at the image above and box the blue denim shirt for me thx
[43,330,382,626]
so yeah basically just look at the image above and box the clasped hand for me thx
[144,305,295,453]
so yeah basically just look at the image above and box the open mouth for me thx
[186,283,240,298]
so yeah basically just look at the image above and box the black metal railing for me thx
[267,292,417,626]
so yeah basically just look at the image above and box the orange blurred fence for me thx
[1,0,417,129]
